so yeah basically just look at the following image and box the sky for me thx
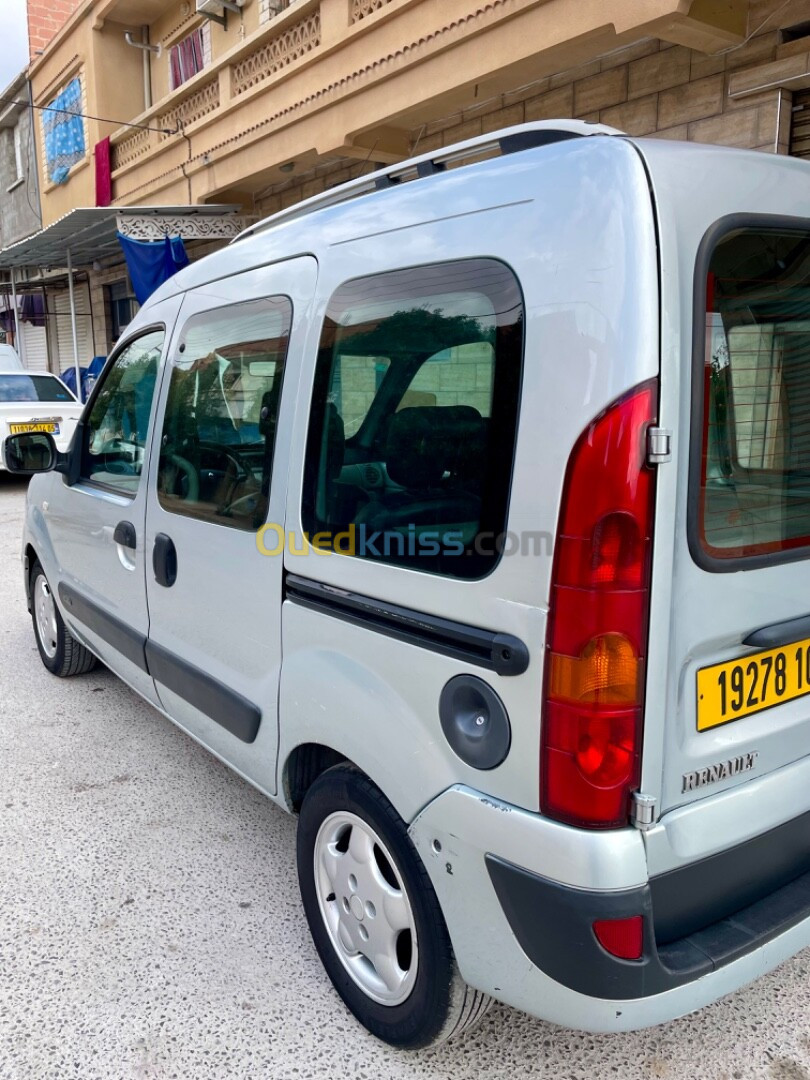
[0,0,29,93]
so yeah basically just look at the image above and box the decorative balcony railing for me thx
[232,10,322,96]
[160,77,221,137]
[110,126,151,172]
[351,0,395,22]
[107,0,408,178]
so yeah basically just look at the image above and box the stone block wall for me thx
[411,34,791,156]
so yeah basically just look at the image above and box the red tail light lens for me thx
[541,382,657,829]
[593,916,643,960]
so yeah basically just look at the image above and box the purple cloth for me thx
[20,293,46,328]
[95,137,112,207]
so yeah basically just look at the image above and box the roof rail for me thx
[233,119,621,245]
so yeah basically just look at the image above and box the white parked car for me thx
[0,371,82,470]
[6,120,810,1048]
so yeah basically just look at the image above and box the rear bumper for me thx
[487,835,810,1000]
[409,786,810,1031]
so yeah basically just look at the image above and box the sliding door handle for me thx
[153,533,178,588]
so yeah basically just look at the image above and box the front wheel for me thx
[31,561,98,678]
[297,764,491,1048]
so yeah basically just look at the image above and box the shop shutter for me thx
[19,321,49,372]
[53,284,94,377]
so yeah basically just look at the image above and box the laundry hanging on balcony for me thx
[117,233,190,304]
[43,78,86,185]
[95,138,112,207]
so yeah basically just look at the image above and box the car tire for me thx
[297,763,492,1048]
[30,561,98,678]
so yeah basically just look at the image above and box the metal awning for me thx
[0,204,245,270]
[0,204,249,392]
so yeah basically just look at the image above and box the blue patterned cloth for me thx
[44,78,86,185]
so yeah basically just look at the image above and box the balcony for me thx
[93,0,745,208]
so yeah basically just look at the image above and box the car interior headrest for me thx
[385,405,485,489]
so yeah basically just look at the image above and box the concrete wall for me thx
[0,102,42,248]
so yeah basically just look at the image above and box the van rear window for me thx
[698,225,810,564]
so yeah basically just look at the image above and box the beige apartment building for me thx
[4,0,810,370]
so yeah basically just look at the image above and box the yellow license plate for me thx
[697,637,810,731]
[9,422,58,435]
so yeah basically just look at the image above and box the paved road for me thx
[2,475,810,1080]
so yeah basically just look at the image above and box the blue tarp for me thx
[61,356,106,402]
[117,233,190,305]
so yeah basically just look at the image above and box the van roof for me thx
[145,120,810,307]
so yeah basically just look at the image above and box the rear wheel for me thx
[31,561,98,677]
[297,764,491,1048]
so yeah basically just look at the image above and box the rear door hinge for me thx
[647,427,672,465]
[631,792,657,830]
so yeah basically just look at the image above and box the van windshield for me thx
[698,226,810,563]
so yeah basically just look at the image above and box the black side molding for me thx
[744,614,810,649]
[285,574,530,677]
[144,640,262,744]
[58,583,148,672]
[57,583,262,743]
[23,554,31,613]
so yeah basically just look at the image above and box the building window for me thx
[259,0,299,21]
[107,280,139,346]
[169,27,207,91]
[13,125,23,182]
[43,75,86,185]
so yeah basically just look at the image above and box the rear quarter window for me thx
[693,220,810,568]
[302,259,524,579]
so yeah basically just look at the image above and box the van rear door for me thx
[659,218,810,813]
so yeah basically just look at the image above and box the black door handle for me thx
[114,520,136,550]
[153,533,178,588]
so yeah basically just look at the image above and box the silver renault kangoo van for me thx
[8,120,810,1047]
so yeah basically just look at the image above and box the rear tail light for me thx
[541,382,657,829]
[592,916,643,960]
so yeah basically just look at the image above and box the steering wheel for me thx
[164,452,200,502]
[198,445,259,515]
[97,438,139,476]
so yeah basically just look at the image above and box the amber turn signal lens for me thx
[548,633,641,706]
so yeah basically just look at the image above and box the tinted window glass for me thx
[0,374,76,402]
[157,297,292,532]
[303,260,523,579]
[83,329,164,495]
[700,227,810,561]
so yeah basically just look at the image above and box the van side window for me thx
[82,328,165,495]
[698,227,810,563]
[303,260,523,579]
[157,297,292,532]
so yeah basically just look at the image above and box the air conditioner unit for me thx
[196,0,245,25]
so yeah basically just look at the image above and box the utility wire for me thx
[0,95,179,136]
